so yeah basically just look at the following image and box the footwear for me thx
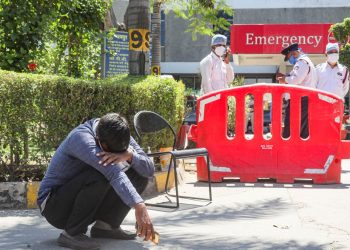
[57,233,100,250]
[90,226,136,240]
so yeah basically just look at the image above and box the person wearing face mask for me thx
[316,43,349,99]
[276,43,317,139]
[277,43,317,88]
[200,34,234,95]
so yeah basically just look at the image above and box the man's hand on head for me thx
[96,148,133,166]
[224,47,231,64]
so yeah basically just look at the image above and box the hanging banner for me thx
[230,24,333,54]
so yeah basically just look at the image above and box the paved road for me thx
[1,161,350,250]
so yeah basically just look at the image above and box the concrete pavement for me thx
[1,161,350,250]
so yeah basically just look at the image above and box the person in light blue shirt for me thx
[37,113,155,250]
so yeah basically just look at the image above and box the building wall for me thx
[113,0,129,23]
[111,0,350,88]
[226,0,350,9]
[164,7,350,63]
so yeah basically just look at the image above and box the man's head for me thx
[211,34,227,57]
[325,42,339,65]
[96,113,130,153]
[281,43,301,64]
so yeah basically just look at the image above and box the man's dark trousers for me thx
[283,96,309,139]
[42,167,148,236]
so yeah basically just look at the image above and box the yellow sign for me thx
[151,66,160,75]
[128,29,150,51]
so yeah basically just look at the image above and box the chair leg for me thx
[160,155,179,208]
[147,153,212,209]
[164,155,173,193]
[173,156,180,208]
[206,154,212,201]
[165,154,212,203]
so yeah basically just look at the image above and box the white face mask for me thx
[214,46,226,57]
[327,53,339,65]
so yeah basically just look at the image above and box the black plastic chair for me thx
[133,110,212,208]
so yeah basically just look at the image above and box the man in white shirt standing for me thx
[316,42,349,100]
[200,34,234,95]
[277,43,317,139]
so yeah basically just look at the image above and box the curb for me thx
[0,182,40,209]
[0,167,185,209]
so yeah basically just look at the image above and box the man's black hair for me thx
[96,113,130,153]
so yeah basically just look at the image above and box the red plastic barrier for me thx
[189,84,350,184]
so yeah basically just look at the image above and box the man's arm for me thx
[67,131,143,207]
[343,67,349,98]
[96,137,154,178]
[224,47,234,86]
[128,137,155,177]
[226,63,234,86]
[285,60,309,85]
[200,57,213,94]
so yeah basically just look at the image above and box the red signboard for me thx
[230,24,334,54]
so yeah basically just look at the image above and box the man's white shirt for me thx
[316,62,349,99]
[285,54,317,89]
[200,52,234,95]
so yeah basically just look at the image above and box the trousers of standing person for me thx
[283,96,309,139]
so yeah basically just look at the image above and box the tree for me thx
[0,0,111,78]
[0,0,53,72]
[331,17,350,70]
[44,0,111,78]
[151,0,161,75]
[124,0,150,75]
[125,0,233,75]
[168,0,233,40]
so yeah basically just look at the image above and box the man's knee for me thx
[78,168,110,196]
[135,176,149,194]
[81,168,108,184]
[126,169,149,194]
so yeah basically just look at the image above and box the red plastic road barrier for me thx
[188,84,350,184]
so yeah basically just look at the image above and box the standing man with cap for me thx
[200,34,234,95]
[316,42,349,99]
[276,43,317,138]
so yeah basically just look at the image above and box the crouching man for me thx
[37,113,155,250]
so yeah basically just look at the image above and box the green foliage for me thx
[227,96,236,135]
[340,43,350,72]
[0,0,111,78]
[132,76,185,150]
[40,0,111,78]
[0,71,185,180]
[331,22,348,45]
[331,17,350,70]
[229,75,245,88]
[0,0,53,71]
[226,76,244,134]
[164,0,233,40]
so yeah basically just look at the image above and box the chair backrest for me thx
[133,111,177,149]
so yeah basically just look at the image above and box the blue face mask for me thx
[288,55,297,65]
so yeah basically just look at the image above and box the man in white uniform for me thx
[316,42,349,100]
[277,43,317,139]
[200,34,234,95]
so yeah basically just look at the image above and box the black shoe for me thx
[57,233,100,250]
[90,226,136,240]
